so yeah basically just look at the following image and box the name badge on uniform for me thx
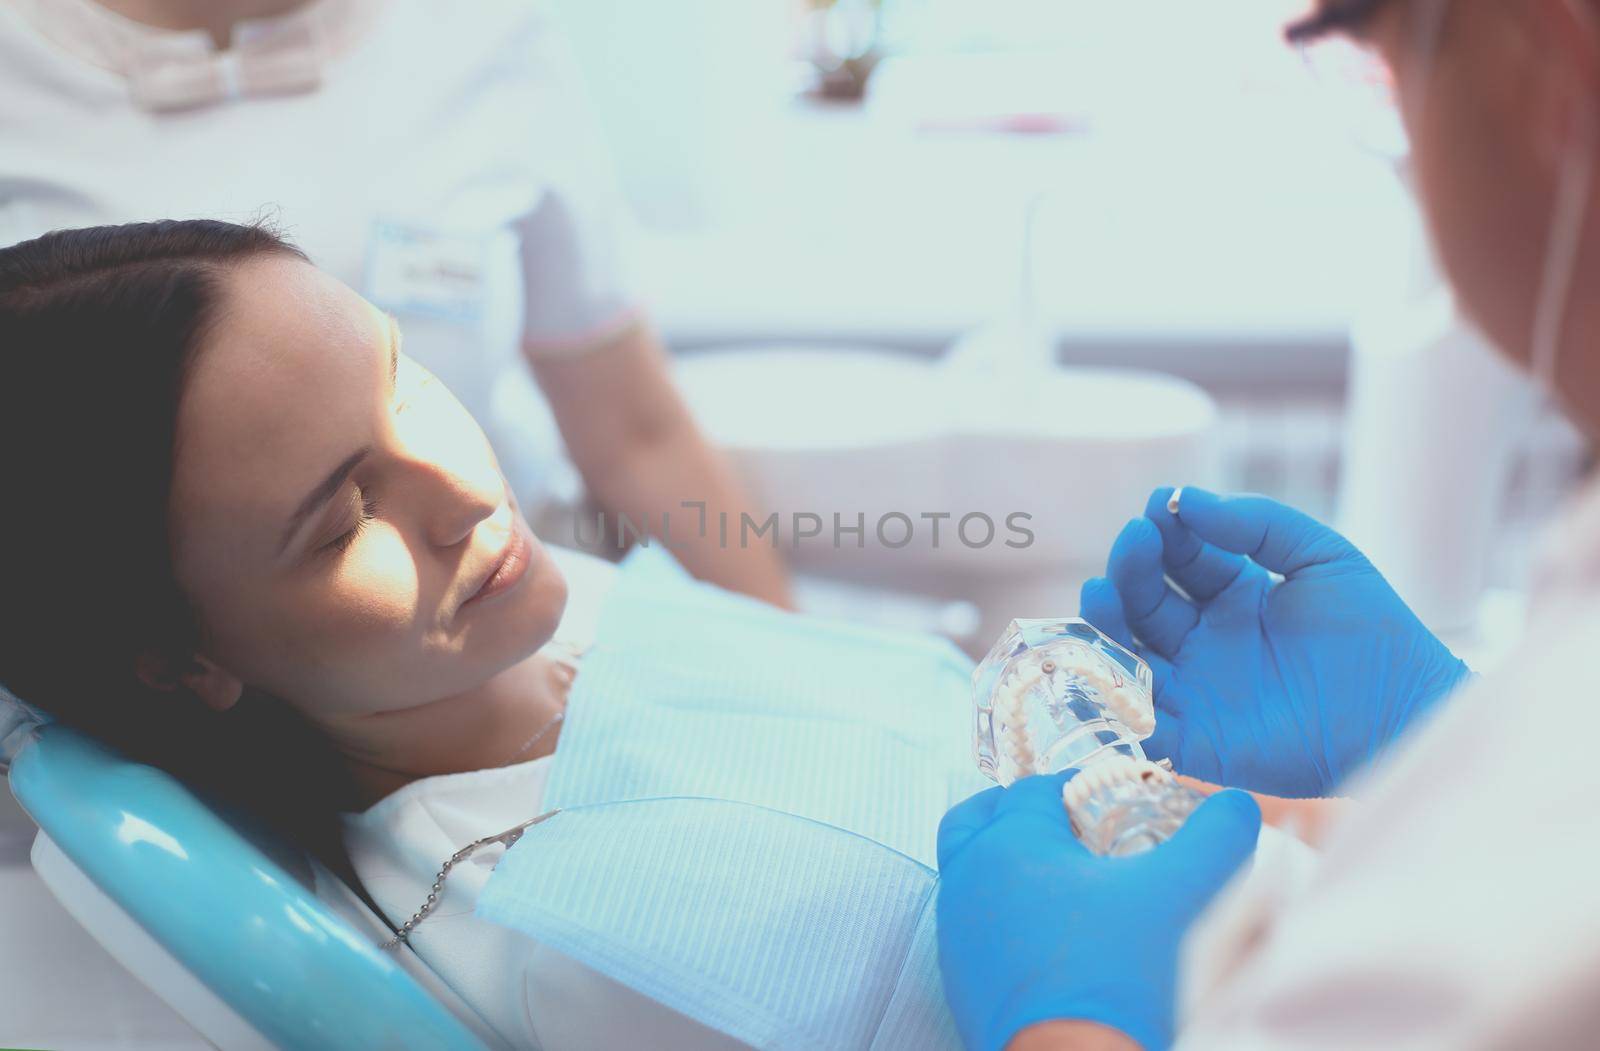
[364,220,493,324]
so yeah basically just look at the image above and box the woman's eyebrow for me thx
[275,322,399,556]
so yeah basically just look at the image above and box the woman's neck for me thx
[89,0,315,48]
[336,650,578,812]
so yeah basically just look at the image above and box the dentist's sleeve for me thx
[1173,604,1600,1050]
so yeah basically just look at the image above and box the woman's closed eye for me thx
[315,362,437,558]
[324,488,382,556]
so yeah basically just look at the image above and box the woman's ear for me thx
[134,650,244,712]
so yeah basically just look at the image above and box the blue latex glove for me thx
[936,773,1261,1051]
[1079,487,1473,797]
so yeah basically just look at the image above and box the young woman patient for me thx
[0,220,1325,1050]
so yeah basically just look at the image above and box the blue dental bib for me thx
[475,546,987,1050]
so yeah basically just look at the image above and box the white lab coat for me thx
[1177,471,1600,1049]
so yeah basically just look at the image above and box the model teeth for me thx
[1060,756,1171,811]
[1103,685,1154,736]
[999,676,1037,775]
[993,641,1158,776]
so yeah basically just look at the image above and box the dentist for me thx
[938,1,1600,1048]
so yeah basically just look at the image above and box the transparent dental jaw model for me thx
[973,618,1203,856]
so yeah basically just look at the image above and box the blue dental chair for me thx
[4,719,505,1051]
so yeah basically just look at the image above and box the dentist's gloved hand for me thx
[1079,487,1473,797]
[936,773,1261,1051]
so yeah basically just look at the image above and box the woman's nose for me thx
[392,411,506,548]
[427,468,504,549]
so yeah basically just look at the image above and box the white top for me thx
[0,0,643,506]
[341,543,751,1049]
[342,748,759,1051]
[1176,475,1600,1049]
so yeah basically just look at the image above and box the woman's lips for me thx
[461,517,533,610]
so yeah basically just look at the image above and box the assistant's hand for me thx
[936,774,1261,1051]
[1080,487,1472,797]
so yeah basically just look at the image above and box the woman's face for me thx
[165,254,567,728]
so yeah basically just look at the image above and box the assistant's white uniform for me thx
[1178,472,1600,1049]
[0,0,643,510]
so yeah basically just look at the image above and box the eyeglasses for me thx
[1285,0,1398,45]
[1285,0,1450,162]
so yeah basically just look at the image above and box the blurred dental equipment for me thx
[673,192,1219,651]
[674,344,1217,650]
[972,618,1201,856]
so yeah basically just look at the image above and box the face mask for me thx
[1528,92,1599,402]
[475,544,986,1051]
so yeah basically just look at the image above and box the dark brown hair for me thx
[0,220,359,880]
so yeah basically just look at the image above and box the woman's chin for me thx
[457,519,569,666]
[514,537,568,648]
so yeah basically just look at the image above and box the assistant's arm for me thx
[529,320,794,609]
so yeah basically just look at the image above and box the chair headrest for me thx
[8,723,488,1051]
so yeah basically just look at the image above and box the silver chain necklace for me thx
[379,640,586,950]
[380,806,562,949]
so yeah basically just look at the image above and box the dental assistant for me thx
[937,1,1600,1049]
[0,0,792,608]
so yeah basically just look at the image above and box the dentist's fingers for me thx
[939,771,1084,866]
[1108,518,1199,659]
[938,785,1006,868]
[1143,487,1249,602]
[994,769,1079,819]
[1079,574,1177,710]
[1145,651,1176,709]
[1171,488,1368,577]
[1161,789,1261,902]
[1079,576,1134,651]
[993,772,1088,850]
